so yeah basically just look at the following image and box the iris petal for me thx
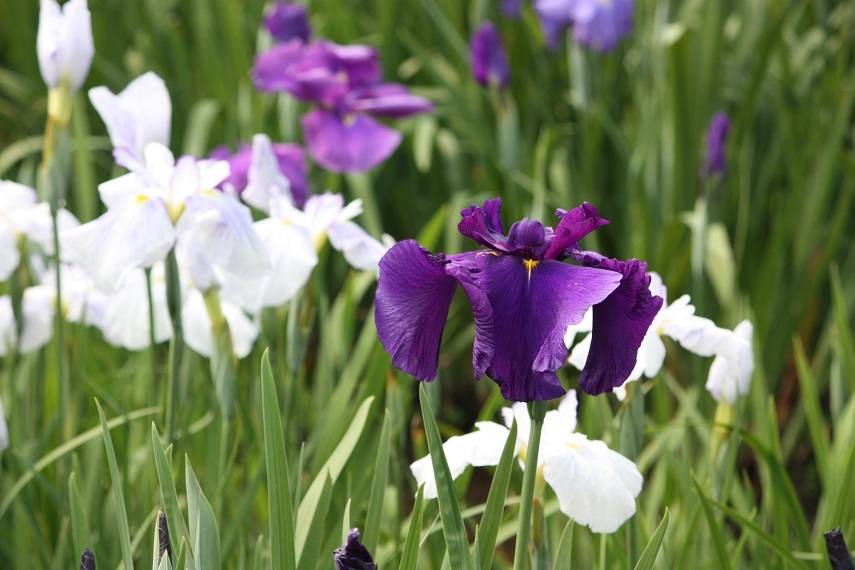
[544,202,609,259]
[302,109,401,173]
[375,240,458,381]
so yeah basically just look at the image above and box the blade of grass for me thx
[634,508,670,570]
[553,520,574,570]
[398,485,426,570]
[363,410,390,554]
[152,424,187,558]
[475,420,517,570]
[691,474,732,570]
[68,472,90,563]
[186,456,221,570]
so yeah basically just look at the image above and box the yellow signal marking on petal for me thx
[200,189,217,197]
[135,194,149,204]
[523,258,539,280]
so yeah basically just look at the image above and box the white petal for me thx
[56,0,94,91]
[179,191,270,280]
[706,320,754,404]
[0,395,8,452]
[541,390,578,447]
[0,223,19,282]
[410,421,513,499]
[197,159,231,192]
[182,288,258,359]
[20,286,55,354]
[100,268,172,350]
[566,332,592,370]
[0,296,16,357]
[36,0,63,87]
[501,402,531,446]
[60,196,175,293]
[221,302,259,358]
[89,73,171,169]
[564,307,593,349]
[170,156,201,202]
[542,434,643,533]
[663,314,734,358]
[302,193,347,241]
[242,134,292,214]
[0,181,37,210]
[327,221,388,271]
[638,331,666,379]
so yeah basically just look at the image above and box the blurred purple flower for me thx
[334,529,376,570]
[253,40,432,172]
[264,1,310,44]
[501,0,522,19]
[701,112,730,179]
[211,141,307,207]
[375,198,662,401]
[535,0,634,52]
[470,21,510,89]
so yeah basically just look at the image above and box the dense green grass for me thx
[1,0,854,568]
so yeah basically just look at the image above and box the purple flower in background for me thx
[211,140,307,207]
[375,198,662,401]
[535,0,634,52]
[264,1,310,44]
[253,40,432,172]
[701,112,730,179]
[470,21,510,89]
[501,0,523,19]
[334,529,377,570]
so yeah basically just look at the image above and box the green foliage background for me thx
[0,0,854,567]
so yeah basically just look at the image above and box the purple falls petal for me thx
[302,109,401,173]
[470,21,510,89]
[476,254,621,401]
[570,0,634,53]
[578,258,663,395]
[333,529,377,570]
[375,240,458,381]
[251,40,307,93]
[458,198,508,252]
[349,83,434,118]
[264,1,311,44]
[445,252,495,379]
[543,202,609,259]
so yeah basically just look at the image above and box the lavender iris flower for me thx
[501,0,523,18]
[700,112,730,179]
[535,0,634,52]
[253,40,432,172]
[264,1,310,44]
[210,141,307,207]
[333,529,377,570]
[470,21,510,89]
[376,198,662,401]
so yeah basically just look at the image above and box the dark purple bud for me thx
[264,1,311,44]
[334,529,377,570]
[824,528,855,570]
[80,548,96,570]
[701,112,730,179]
[470,21,510,89]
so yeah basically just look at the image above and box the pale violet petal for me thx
[170,156,201,203]
[197,159,231,192]
[327,221,388,271]
[60,196,175,293]
[144,142,177,191]
[541,433,643,533]
[242,134,292,214]
[410,421,513,499]
[98,172,148,209]
[57,0,94,91]
[36,0,63,87]
[706,320,754,404]
[0,224,19,282]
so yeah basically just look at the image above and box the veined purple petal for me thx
[446,252,495,378]
[475,254,621,401]
[570,0,634,53]
[506,219,548,258]
[322,42,382,89]
[534,0,573,47]
[375,240,458,382]
[251,40,308,93]
[458,198,508,251]
[544,202,609,259]
[701,112,730,179]
[350,84,433,118]
[470,21,510,89]
[578,258,663,395]
[213,142,307,207]
[302,109,401,172]
[264,1,310,44]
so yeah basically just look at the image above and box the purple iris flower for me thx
[210,142,308,207]
[700,112,730,179]
[375,199,663,401]
[535,0,634,52]
[264,1,310,44]
[470,21,511,89]
[334,529,377,570]
[501,0,523,19]
[253,40,433,172]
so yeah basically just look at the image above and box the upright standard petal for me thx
[61,196,175,293]
[264,1,311,44]
[375,240,459,382]
[577,258,662,395]
[89,73,172,171]
[302,109,401,173]
[543,203,609,259]
[241,134,293,213]
[476,254,621,401]
[37,0,94,91]
[457,198,508,251]
[541,433,643,533]
[470,21,511,89]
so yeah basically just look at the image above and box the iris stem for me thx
[145,268,158,402]
[164,249,184,441]
[513,399,547,570]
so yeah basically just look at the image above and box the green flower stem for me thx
[145,268,159,402]
[164,249,184,441]
[513,399,547,570]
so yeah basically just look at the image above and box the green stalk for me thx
[513,399,547,570]
[146,267,159,403]
[164,249,184,441]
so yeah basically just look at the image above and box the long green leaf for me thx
[691,475,731,570]
[260,349,296,570]
[553,520,575,570]
[152,424,187,558]
[68,472,90,563]
[475,420,517,570]
[297,472,333,570]
[185,457,221,570]
[95,399,135,570]
[634,508,670,570]
[363,410,390,554]
[419,384,473,570]
[398,485,426,570]
[295,396,375,559]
